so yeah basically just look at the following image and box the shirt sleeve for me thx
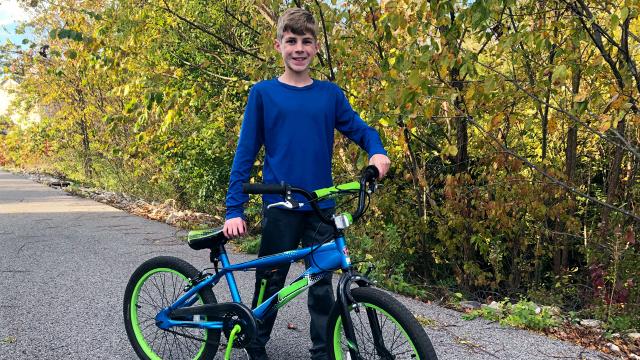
[334,85,387,157]
[225,86,264,220]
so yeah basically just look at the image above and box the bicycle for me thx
[123,165,438,360]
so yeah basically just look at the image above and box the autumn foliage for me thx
[1,0,638,325]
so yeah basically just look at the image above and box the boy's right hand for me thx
[223,217,247,238]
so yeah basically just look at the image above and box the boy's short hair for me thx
[276,8,318,40]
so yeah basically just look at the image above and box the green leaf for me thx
[610,13,620,28]
[621,7,629,22]
[64,49,77,59]
[71,31,83,42]
[124,98,138,114]
[57,29,70,39]
[408,70,422,88]
[551,65,568,85]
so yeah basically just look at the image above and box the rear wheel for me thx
[327,287,438,360]
[123,256,220,360]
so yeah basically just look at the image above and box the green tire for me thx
[327,287,438,360]
[123,256,220,360]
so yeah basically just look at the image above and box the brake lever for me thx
[267,200,303,209]
[367,181,378,194]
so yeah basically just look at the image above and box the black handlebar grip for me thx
[242,183,286,195]
[362,165,380,181]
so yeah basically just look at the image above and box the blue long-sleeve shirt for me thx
[225,78,387,220]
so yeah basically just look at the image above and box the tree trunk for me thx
[601,119,627,236]
[79,116,92,178]
[450,64,475,288]
[451,66,468,174]
[562,68,581,268]
[541,44,556,162]
[402,124,426,218]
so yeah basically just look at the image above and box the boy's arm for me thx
[334,86,390,177]
[225,86,264,221]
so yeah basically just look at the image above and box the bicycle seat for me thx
[186,227,227,250]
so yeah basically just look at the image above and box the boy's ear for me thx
[274,39,281,52]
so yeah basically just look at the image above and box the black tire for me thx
[327,287,438,360]
[123,256,220,360]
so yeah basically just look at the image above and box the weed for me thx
[1,336,16,344]
[235,236,261,254]
[414,314,438,327]
[463,299,559,331]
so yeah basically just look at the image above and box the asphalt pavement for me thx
[0,170,614,359]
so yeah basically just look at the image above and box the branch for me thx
[170,53,238,82]
[565,0,640,99]
[255,2,276,26]
[160,0,265,62]
[368,6,385,62]
[620,13,640,96]
[464,113,640,223]
[314,0,335,81]
[224,6,261,36]
[472,58,640,160]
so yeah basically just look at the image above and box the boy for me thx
[223,8,390,360]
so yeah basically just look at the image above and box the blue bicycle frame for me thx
[154,234,352,331]
[132,165,384,360]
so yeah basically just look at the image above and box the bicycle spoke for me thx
[138,286,162,309]
[149,275,166,308]
[173,331,190,358]
[337,302,422,360]
[148,326,162,352]
[170,272,180,303]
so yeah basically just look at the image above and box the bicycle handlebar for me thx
[242,183,287,195]
[241,165,379,227]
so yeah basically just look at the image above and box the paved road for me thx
[0,170,613,359]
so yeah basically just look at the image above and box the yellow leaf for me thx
[466,85,475,98]
[490,113,504,128]
[598,119,611,133]
[573,92,588,102]
[423,106,434,118]
[165,109,176,123]
[548,117,557,133]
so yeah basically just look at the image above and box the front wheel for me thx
[123,256,220,360]
[327,287,438,360]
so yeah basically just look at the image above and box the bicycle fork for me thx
[336,271,394,360]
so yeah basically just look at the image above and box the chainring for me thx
[222,303,257,348]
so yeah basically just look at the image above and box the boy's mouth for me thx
[292,56,307,62]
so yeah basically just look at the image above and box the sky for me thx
[0,0,34,47]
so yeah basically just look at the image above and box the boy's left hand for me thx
[369,154,391,179]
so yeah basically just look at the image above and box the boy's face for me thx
[275,31,318,74]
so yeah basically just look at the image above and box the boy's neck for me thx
[278,70,313,87]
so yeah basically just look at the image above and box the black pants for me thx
[247,207,335,360]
